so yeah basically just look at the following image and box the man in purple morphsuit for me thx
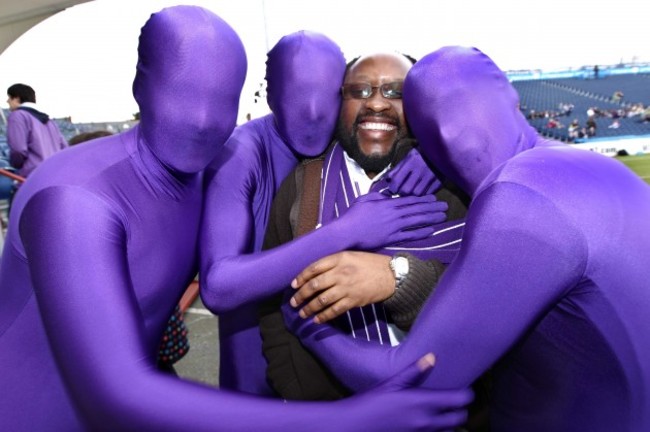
[200,32,447,395]
[0,7,472,430]
[284,46,650,432]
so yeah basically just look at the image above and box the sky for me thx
[0,0,647,123]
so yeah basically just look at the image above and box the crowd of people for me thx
[1,5,649,432]
[524,99,650,141]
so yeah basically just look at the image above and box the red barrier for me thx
[0,168,25,183]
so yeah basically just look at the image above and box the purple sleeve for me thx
[201,185,448,313]
[7,113,28,168]
[17,185,440,430]
[19,186,240,429]
[286,181,587,391]
[20,186,470,431]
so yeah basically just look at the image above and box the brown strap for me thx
[295,159,323,237]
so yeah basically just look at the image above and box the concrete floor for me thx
[174,298,220,387]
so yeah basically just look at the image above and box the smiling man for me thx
[336,53,412,178]
[259,52,469,401]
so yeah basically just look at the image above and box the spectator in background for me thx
[612,90,624,102]
[6,84,68,177]
[568,118,581,141]
[643,106,650,123]
[586,116,597,136]
[68,130,113,145]
[546,117,563,129]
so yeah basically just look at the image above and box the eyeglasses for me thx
[341,81,404,100]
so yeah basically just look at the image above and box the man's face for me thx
[336,53,412,175]
[7,96,20,111]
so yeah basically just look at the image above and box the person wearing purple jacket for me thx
[284,46,650,432]
[199,32,447,395]
[0,6,472,431]
[6,83,68,178]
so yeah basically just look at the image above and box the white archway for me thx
[0,0,91,55]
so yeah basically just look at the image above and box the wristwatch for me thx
[389,255,409,291]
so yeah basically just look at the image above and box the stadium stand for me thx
[513,73,650,143]
[1,64,649,163]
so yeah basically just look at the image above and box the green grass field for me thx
[616,153,650,184]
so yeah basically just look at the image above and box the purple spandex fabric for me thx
[200,32,447,395]
[0,9,475,430]
[0,6,248,429]
[0,9,474,431]
[199,31,346,394]
[285,46,650,432]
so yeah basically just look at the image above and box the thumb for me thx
[374,353,436,393]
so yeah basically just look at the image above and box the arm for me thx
[200,161,448,314]
[289,169,468,326]
[290,251,442,330]
[284,182,588,391]
[21,185,471,431]
[6,112,29,169]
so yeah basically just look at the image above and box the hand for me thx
[380,148,442,197]
[341,354,473,432]
[335,192,448,251]
[289,251,394,324]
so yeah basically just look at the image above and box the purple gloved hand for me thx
[379,148,442,197]
[338,353,472,431]
[330,192,448,250]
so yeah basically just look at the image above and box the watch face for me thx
[392,256,409,278]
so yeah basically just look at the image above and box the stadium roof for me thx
[0,0,91,55]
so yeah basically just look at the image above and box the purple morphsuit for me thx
[200,32,446,394]
[200,30,346,394]
[1,5,246,429]
[283,46,650,432]
[0,8,473,432]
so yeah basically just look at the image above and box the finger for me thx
[291,255,338,289]
[425,388,474,409]
[401,209,448,227]
[397,175,420,196]
[393,226,437,244]
[313,298,353,323]
[387,166,411,187]
[394,212,446,234]
[376,353,436,392]
[400,199,447,213]
[396,201,448,220]
[420,177,441,196]
[291,272,336,308]
[299,286,345,318]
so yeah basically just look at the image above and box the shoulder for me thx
[7,109,31,123]
[225,115,276,151]
[18,183,124,235]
